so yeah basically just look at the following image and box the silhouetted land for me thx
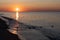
[0,17,20,40]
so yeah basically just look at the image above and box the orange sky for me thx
[0,0,60,12]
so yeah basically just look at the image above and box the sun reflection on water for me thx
[16,12,19,20]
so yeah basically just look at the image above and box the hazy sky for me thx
[0,0,60,11]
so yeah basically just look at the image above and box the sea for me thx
[0,12,60,40]
[0,12,60,29]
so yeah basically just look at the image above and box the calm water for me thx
[0,12,60,29]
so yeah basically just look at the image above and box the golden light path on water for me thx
[16,12,19,20]
[9,8,20,34]
[16,8,19,20]
[12,8,19,34]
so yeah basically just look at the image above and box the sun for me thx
[16,8,19,11]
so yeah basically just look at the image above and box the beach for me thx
[0,12,60,40]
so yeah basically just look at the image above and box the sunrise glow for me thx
[16,8,19,12]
